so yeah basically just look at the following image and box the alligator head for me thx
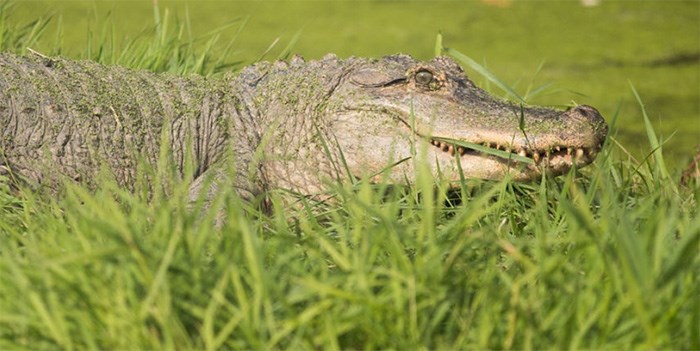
[328,55,608,183]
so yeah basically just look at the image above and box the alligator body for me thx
[0,52,607,203]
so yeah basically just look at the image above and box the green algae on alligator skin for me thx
[0,52,607,204]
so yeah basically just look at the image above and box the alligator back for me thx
[0,53,242,193]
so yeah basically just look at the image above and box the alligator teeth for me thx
[428,137,598,164]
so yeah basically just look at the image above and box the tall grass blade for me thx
[444,47,526,103]
[629,82,671,180]
[434,32,443,57]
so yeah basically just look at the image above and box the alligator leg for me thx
[0,160,31,194]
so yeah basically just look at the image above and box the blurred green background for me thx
[8,0,700,172]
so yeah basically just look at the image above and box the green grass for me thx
[1,4,699,350]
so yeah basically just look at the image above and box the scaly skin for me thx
[0,52,607,203]
[327,55,608,184]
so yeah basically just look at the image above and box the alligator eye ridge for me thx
[415,70,434,85]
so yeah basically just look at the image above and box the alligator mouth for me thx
[428,137,601,166]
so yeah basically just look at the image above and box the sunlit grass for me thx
[0,4,698,350]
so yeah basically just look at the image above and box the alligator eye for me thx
[415,70,434,85]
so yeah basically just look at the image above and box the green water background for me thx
[11,0,700,172]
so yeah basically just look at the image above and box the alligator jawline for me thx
[395,114,599,166]
[427,137,599,166]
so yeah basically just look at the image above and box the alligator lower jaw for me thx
[428,137,600,167]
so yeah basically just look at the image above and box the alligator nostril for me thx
[574,105,592,118]
[570,105,604,122]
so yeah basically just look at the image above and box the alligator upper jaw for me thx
[428,136,600,164]
[422,134,602,178]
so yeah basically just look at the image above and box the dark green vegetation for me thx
[1,2,698,350]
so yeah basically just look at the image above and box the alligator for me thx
[0,52,607,205]
[681,147,700,187]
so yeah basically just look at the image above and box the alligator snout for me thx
[567,105,606,126]
[566,104,608,144]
